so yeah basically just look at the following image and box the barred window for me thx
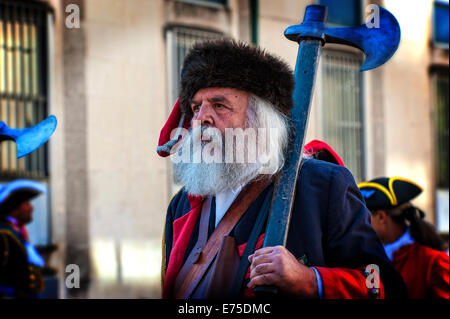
[433,69,449,189]
[165,26,224,107]
[317,49,365,182]
[175,0,228,9]
[432,0,449,48]
[0,0,50,179]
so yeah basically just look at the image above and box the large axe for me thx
[255,4,400,295]
[0,115,57,159]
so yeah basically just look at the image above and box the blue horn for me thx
[0,115,57,159]
[284,4,401,71]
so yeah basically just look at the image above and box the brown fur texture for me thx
[179,39,294,118]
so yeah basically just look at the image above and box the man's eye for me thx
[214,103,225,109]
[192,105,200,112]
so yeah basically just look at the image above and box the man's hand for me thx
[247,245,319,298]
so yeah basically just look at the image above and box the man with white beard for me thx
[172,92,288,196]
[157,39,407,299]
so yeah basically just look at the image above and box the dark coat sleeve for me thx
[0,228,30,296]
[163,190,179,273]
[312,162,407,298]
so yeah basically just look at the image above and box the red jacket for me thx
[391,243,449,299]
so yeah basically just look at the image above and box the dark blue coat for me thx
[163,158,407,298]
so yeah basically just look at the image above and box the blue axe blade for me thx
[284,5,401,71]
[255,4,400,296]
[0,115,57,158]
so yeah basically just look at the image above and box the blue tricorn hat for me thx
[358,177,423,211]
[0,180,46,215]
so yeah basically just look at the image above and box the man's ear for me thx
[373,210,388,223]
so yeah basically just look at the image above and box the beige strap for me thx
[173,177,272,299]
[173,196,211,290]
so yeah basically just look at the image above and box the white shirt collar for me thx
[212,185,243,227]
[199,185,244,229]
[383,227,415,261]
[6,216,18,225]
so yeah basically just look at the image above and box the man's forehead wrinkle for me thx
[208,95,230,103]
[190,94,232,104]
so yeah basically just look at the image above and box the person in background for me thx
[359,177,449,299]
[0,180,46,298]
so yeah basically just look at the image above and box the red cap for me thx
[157,99,190,157]
[303,139,345,166]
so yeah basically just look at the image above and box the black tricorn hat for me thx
[358,177,423,211]
[0,180,46,215]
[179,39,294,118]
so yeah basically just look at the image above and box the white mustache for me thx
[171,94,289,195]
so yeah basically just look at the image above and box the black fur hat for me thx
[179,39,294,118]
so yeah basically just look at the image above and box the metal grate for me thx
[319,49,365,182]
[434,70,449,189]
[166,26,225,106]
[0,0,50,179]
[175,0,228,9]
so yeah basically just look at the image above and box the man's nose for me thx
[195,104,214,127]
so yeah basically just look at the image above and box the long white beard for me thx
[172,126,261,196]
[171,95,289,196]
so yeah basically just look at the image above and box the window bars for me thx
[0,0,50,179]
[434,70,449,189]
[319,49,365,182]
[165,26,224,196]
